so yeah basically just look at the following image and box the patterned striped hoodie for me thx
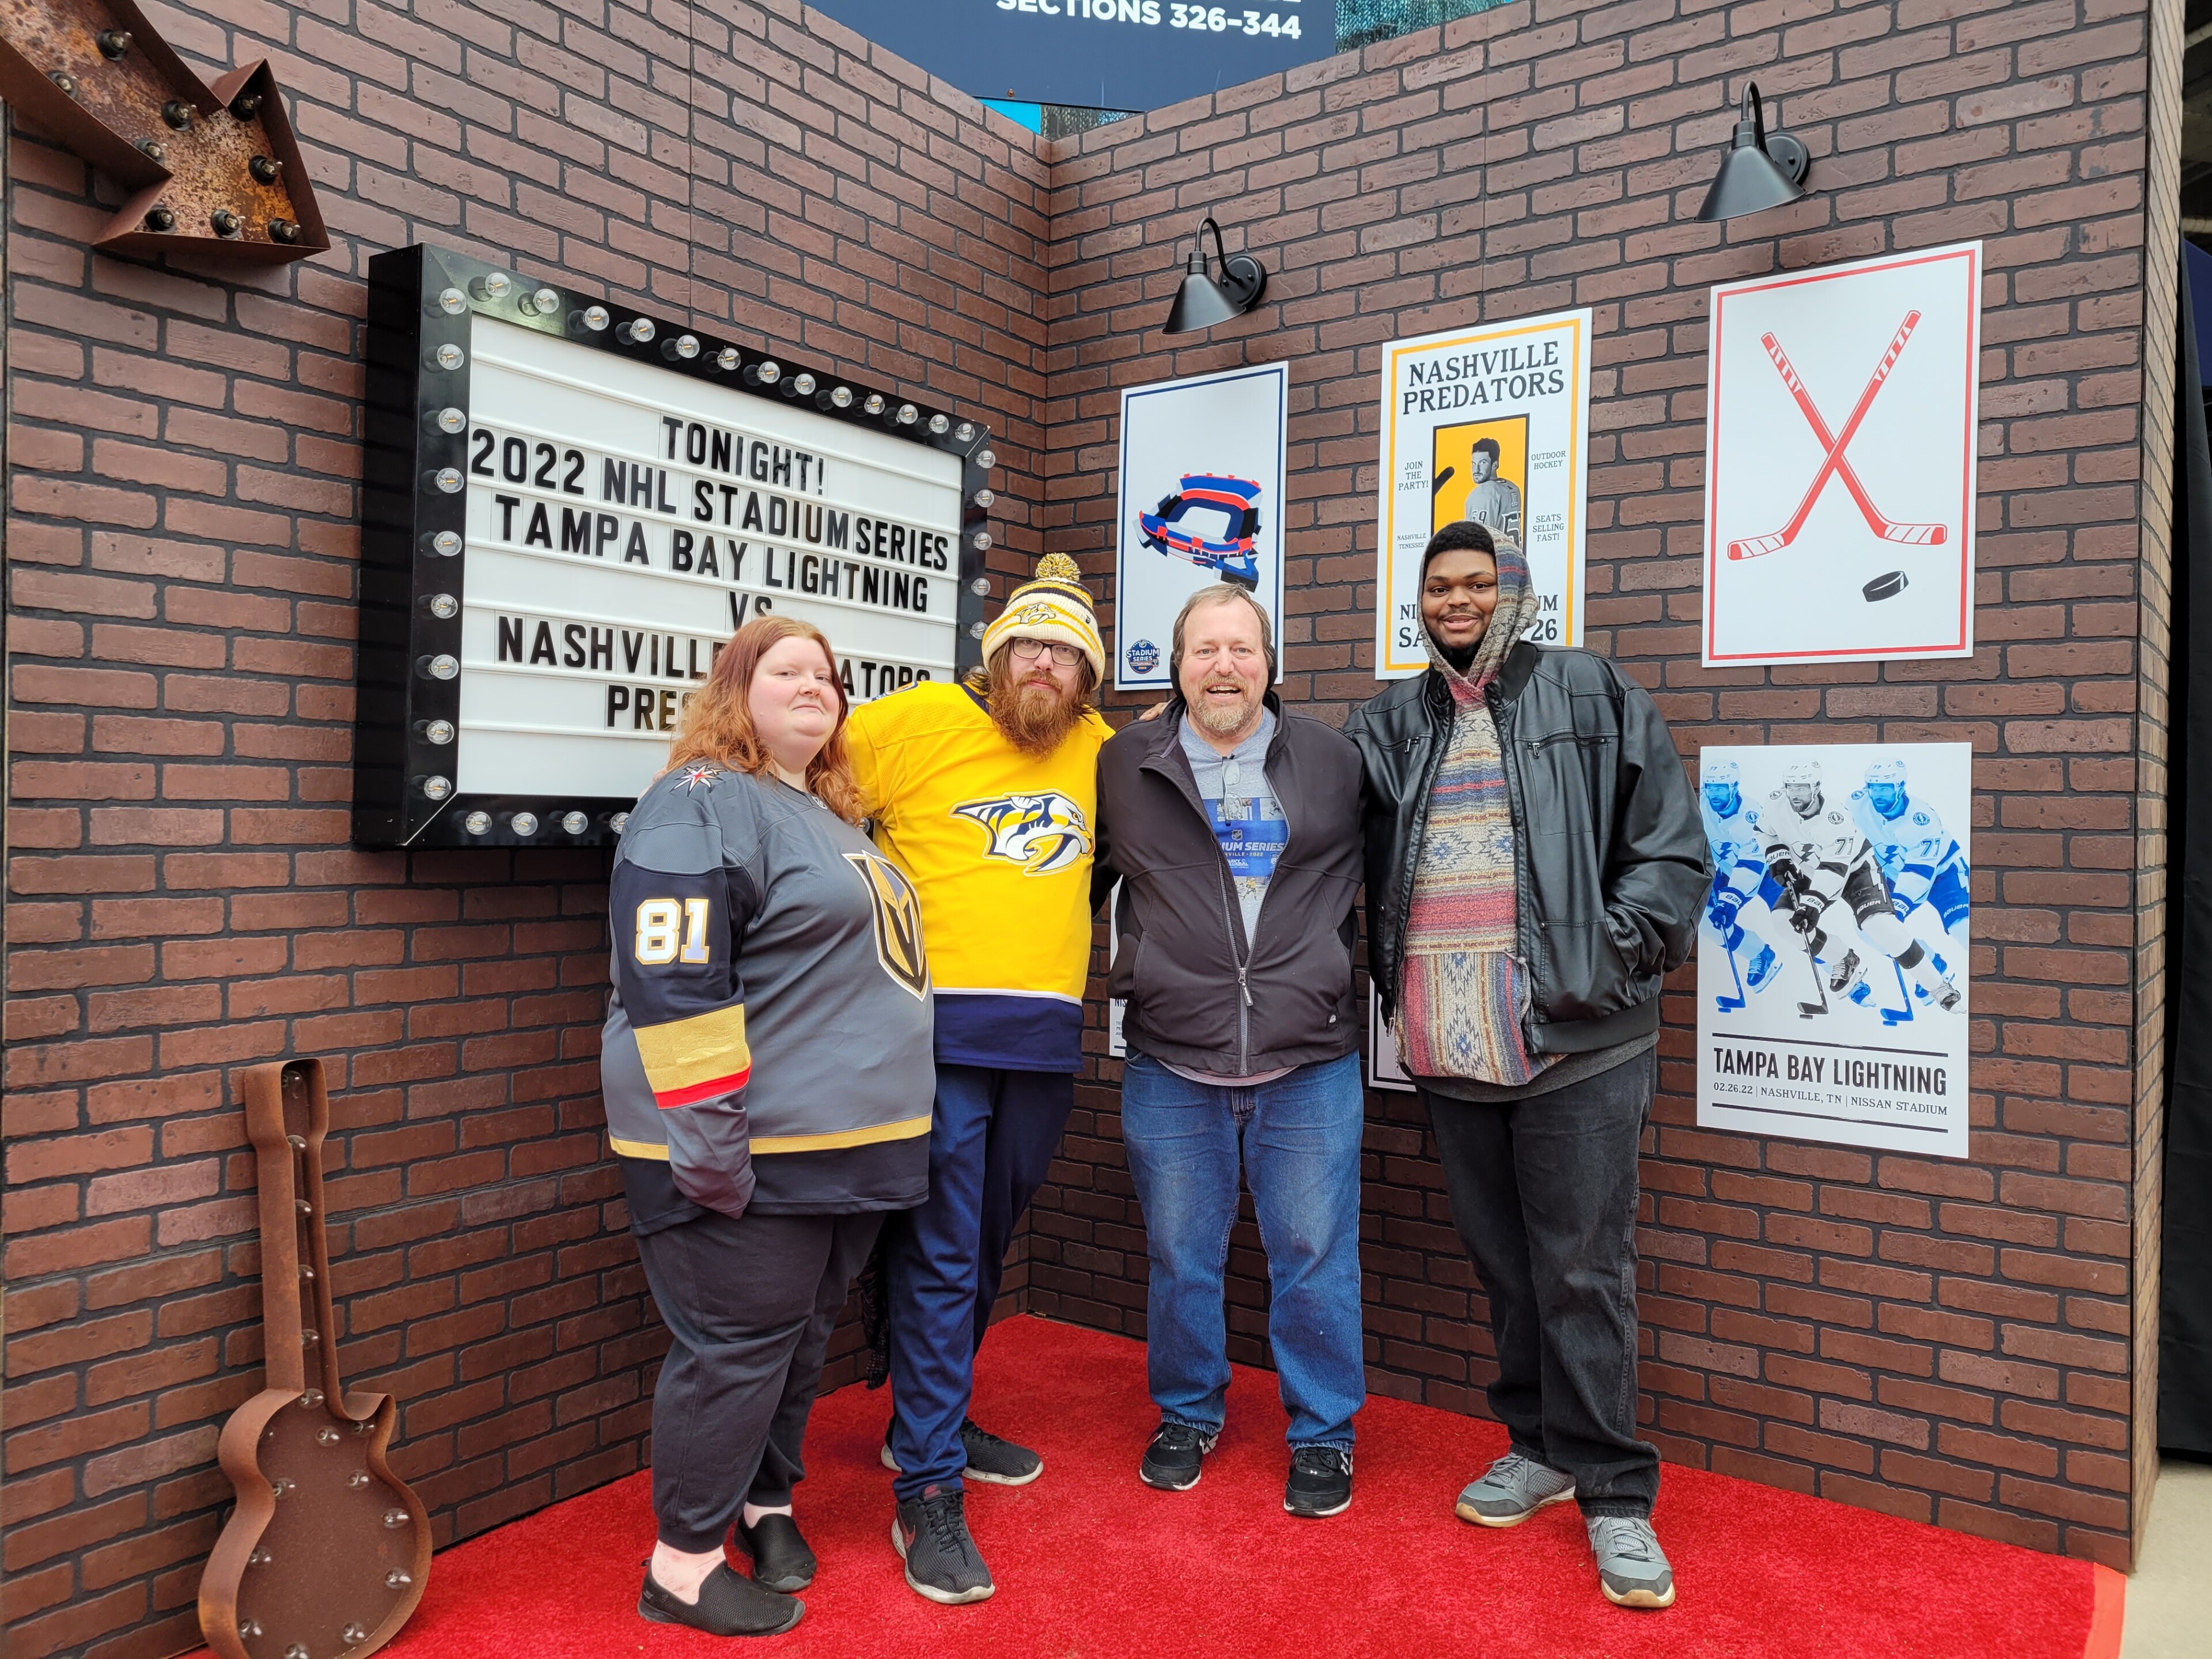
[1394,544,1551,1086]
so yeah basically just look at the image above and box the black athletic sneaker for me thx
[1138,1421,1217,1491]
[892,1485,995,1605]
[1284,1445,1353,1518]
[881,1418,1044,1487]
[734,1512,816,1593]
[955,1418,1043,1485]
[638,1560,803,1635]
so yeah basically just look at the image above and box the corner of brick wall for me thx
[1025,0,2163,1573]
[0,4,1050,1656]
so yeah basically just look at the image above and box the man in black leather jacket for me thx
[1345,521,1707,1611]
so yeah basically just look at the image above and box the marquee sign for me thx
[354,244,993,849]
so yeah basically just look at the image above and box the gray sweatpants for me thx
[632,1205,882,1552]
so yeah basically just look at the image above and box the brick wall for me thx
[1029,0,2168,1570]
[1,3,2181,1656]
[2130,0,2184,1549]
[0,5,1051,1656]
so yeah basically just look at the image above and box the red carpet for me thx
[191,1315,2122,1658]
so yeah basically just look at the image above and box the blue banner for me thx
[808,0,1338,112]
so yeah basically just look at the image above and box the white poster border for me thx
[1700,241,1983,669]
[1373,306,1592,680]
[1113,362,1289,692]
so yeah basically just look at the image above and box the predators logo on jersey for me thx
[949,791,1092,877]
[844,853,930,1000]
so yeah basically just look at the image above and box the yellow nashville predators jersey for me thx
[844,681,1110,1070]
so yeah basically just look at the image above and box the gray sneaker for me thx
[1587,1515,1675,1609]
[1455,1450,1576,1528]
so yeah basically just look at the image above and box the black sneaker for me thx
[1138,1421,1217,1491]
[881,1418,1044,1487]
[956,1418,1043,1486]
[734,1512,816,1593]
[638,1560,803,1635]
[1285,1445,1353,1518]
[891,1485,995,1605]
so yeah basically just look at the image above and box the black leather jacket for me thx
[1344,642,1710,1055]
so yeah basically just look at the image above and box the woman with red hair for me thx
[600,616,935,1637]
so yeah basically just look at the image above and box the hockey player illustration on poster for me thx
[1696,742,1973,1158]
[1855,757,1971,957]
[1757,756,1962,1021]
[1432,416,1528,546]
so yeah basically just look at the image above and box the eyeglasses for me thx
[1007,638,1084,668]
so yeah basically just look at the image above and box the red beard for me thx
[987,670,1086,757]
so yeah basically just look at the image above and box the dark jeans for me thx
[632,1204,882,1552]
[883,1064,1073,1498]
[1423,1047,1660,1518]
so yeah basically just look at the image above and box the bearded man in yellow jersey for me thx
[844,553,1111,1604]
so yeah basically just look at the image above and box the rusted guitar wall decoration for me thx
[199,1059,431,1659]
[0,0,328,263]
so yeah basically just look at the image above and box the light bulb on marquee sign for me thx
[349,244,1001,849]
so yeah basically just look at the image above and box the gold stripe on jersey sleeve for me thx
[751,1112,933,1155]
[634,1003,752,1098]
[608,1135,671,1160]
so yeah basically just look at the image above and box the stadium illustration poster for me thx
[1375,307,1590,679]
[1701,241,1983,667]
[1695,741,1974,1159]
[1113,363,1289,691]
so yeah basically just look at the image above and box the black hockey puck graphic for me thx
[1863,570,1909,603]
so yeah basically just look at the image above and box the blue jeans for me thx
[1119,1051,1366,1449]
[882,1064,1073,1499]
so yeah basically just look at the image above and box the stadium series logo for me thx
[950,791,1092,876]
[1125,639,1160,675]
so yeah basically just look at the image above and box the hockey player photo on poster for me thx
[1696,742,1973,1158]
[1433,415,1528,546]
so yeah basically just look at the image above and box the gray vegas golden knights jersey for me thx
[600,761,934,1230]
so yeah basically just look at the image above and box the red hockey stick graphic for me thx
[1726,311,1949,560]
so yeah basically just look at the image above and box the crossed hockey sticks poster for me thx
[1702,244,1982,666]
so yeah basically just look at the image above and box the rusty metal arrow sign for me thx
[0,0,328,264]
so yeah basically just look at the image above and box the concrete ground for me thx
[2121,1459,2212,1658]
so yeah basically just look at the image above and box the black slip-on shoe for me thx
[638,1561,804,1636]
[734,1512,817,1593]
[891,1485,995,1605]
[1138,1421,1217,1491]
[1285,1444,1353,1518]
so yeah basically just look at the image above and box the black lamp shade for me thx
[1698,83,1809,224]
[1165,264,1243,334]
[1162,218,1267,335]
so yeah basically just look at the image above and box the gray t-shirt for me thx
[1161,709,1293,1088]
[1179,707,1283,948]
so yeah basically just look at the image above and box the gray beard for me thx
[1189,687,1260,738]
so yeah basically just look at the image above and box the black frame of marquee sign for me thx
[353,241,994,849]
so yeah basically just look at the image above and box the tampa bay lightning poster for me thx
[1696,742,1974,1158]
[1114,364,1287,691]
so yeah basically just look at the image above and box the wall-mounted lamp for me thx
[1163,217,1267,335]
[1698,84,1809,224]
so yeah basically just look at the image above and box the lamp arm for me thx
[1200,215,1229,271]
